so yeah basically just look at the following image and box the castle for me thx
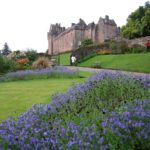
[47,15,120,55]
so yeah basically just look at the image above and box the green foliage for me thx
[121,1,150,38]
[0,55,16,74]
[58,75,148,118]
[128,45,147,53]
[1,43,11,56]
[81,39,94,47]
[25,49,38,62]
[107,40,128,54]
[76,53,97,64]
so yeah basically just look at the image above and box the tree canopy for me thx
[121,1,150,39]
[1,43,11,56]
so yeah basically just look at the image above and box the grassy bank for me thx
[78,53,150,73]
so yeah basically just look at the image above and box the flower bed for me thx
[0,72,149,149]
[0,66,79,82]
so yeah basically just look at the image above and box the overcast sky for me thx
[0,0,148,52]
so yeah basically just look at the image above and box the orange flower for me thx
[16,58,29,64]
[97,49,111,55]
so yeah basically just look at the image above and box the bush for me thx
[25,50,38,62]
[16,58,29,70]
[128,45,147,53]
[0,55,16,74]
[32,57,51,69]
[80,39,94,47]
[108,40,128,54]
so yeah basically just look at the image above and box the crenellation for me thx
[48,15,120,55]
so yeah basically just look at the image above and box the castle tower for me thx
[96,15,119,43]
[47,24,65,55]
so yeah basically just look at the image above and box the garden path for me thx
[66,66,150,78]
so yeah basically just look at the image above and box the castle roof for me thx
[48,15,118,40]
[99,16,116,26]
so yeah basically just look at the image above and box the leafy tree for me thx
[81,39,94,47]
[121,1,150,39]
[25,49,38,62]
[1,43,11,56]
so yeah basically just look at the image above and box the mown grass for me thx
[0,71,92,122]
[78,53,150,73]
[59,52,71,66]
[51,52,71,66]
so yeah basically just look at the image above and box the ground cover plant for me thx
[0,66,80,82]
[0,71,149,149]
[78,53,150,73]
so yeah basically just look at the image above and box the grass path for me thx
[0,72,91,122]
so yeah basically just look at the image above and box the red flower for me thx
[145,40,150,47]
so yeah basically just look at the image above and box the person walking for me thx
[71,55,76,66]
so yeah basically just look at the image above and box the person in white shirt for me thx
[71,56,76,65]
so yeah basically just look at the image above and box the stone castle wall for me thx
[128,36,150,47]
[47,16,120,55]
[114,36,150,47]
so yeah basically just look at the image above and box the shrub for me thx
[32,57,51,69]
[128,45,147,53]
[25,50,38,62]
[0,55,16,74]
[108,40,128,54]
[80,39,94,47]
[7,51,26,60]
[16,58,29,70]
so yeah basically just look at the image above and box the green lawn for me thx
[0,71,92,122]
[59,52,71,66]
[51,52,70,66]
[78,53,150,73]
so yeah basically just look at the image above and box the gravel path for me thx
[67,66,150,78]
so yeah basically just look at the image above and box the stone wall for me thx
[114,36,150,47]
[53,30,76,54]
[128,36,150,47]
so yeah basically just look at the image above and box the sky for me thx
[0,0,148,52]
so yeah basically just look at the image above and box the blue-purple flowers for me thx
[0,71,150,149]
[0,66,79,82]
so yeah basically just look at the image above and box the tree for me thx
[25,49,38,62]
[1,43,11,56]
[121,1,150,39]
